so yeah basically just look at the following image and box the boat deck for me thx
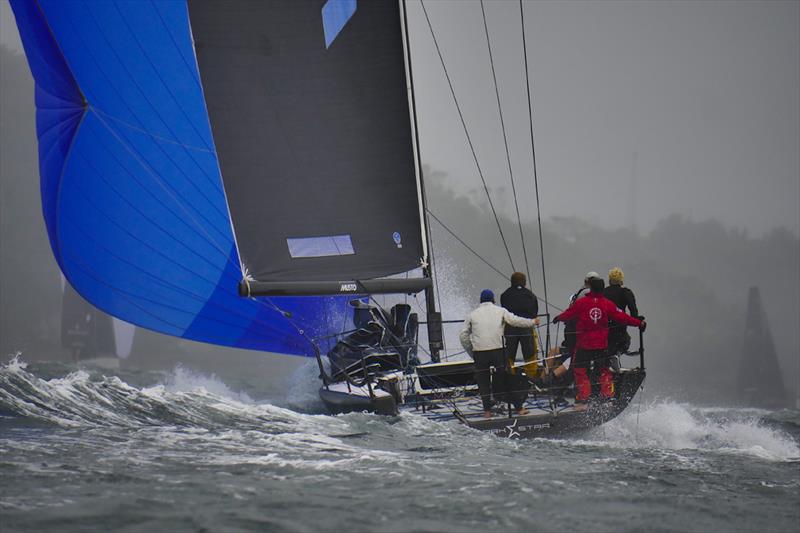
[398,368,645,438]
[404,393,577,423]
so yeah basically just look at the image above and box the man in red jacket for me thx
[553,278,646,410]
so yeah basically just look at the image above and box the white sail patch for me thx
[287,235,355,258]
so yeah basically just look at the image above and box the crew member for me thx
[603,267,640,357]
[553,278,645,411]
[500,272,540,375]
[542,272,599,392]
[543,346,572,383]
[561,271,600,359]
[460,289,537,418]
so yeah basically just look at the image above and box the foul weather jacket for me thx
[459,302,537,354]
[500,286,538,319]
[554,293,642,350]
[603,285,639,317]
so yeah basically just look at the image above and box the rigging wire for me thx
[420,0,515,274]
[421,1,566,313]
[635,383,646,443]
[519,0,552,352]
[426,209,507,280]
[479,0,531,283]
[428,208,564,312]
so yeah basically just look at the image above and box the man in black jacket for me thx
[500,272,539,371]
[604,267,640,357]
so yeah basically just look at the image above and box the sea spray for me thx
[415,253,475,361]
[160,364,253,404]
[587,399,800,462]
[285,357,330,413]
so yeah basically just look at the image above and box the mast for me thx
[401,0,442,362]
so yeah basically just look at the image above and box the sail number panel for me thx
[287,235,355,258]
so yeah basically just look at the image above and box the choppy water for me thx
[1,356,798,533]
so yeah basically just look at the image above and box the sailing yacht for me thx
[737,287,788,409]
[9,0,646,438]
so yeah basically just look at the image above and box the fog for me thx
[408,0,799,237]
[1,1,798,404]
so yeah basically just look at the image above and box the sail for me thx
[737,287,788,408]
[189,1,427,287]
[9,0,423,356]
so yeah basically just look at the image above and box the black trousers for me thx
[473,348,526,411]
[607,326,631,356]
[572,348,610,368]
[504,326,535,363]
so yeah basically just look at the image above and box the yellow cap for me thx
[608,267,624,285]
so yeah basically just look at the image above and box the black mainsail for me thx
[188,0,429,296]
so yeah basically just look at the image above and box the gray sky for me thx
[2,0,798,237]
[406,0,799,236]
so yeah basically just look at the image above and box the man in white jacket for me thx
[460,289,538,418]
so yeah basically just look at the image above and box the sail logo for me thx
[589,307,602,324]
[322,0,357,49]
[340,283,358,292]
[393,231,402,248]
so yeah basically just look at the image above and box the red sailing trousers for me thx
[573,349,615,401]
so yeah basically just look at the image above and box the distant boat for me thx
[61,279,134,368]
[10,0,646,438]
[737,287,788,409]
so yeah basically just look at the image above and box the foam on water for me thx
[158,364,253,403]
[285,357,330,413]
[586,399,800,462]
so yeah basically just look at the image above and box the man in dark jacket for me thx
[603,267,640,357]
[500,272,539,371]
[553,278,645,410]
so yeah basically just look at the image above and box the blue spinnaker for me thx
[10,0,352,356]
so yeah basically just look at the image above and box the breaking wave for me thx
[1,355,797,464]
[0,355,318,431]
[0,355,417,476]
[585,399,800,462]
